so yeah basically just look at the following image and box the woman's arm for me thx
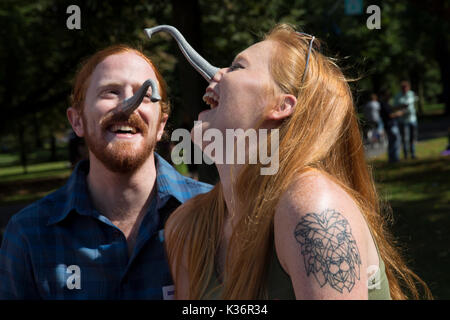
[274,170,370,299]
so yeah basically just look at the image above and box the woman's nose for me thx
[210,67,228,83]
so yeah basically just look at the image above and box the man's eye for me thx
[142,93,153,102]
[102,90,119,97]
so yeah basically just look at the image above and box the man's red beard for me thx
[82,112,156,173]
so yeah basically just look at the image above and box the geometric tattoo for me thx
[294,209,361,293]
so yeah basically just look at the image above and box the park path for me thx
[364,113,449,159]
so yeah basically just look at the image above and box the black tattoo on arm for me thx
[293,208,361,293]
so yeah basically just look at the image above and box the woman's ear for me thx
[67,107,85,137]
[267,94,297,121]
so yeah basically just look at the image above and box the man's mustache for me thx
[100,110,147,134]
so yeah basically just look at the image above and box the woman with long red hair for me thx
[165,23,431,299]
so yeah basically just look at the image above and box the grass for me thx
[0,152,71,205]
[0,134,449,298]
[369,136,450,299]
[371,136,448,161]
[421,103,445,115]
[0,154,17,167]
[0,161,71,182]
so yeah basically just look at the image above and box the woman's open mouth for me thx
[202,90,219,109]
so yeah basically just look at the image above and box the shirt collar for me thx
[47,152,194,226]
[154,152,197,206]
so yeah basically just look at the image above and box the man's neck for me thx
[86,152,158,226]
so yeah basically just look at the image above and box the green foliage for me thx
[0,0,448,161]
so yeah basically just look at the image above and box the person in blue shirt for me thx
[0,45,212,299]
[394,81,418,159]
[379,89,404,163]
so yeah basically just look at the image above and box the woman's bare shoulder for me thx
[273,169,370,299]
[275,169,363,221]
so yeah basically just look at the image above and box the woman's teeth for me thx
[202,91,219,109]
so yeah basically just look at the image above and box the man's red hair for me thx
[70,44,170,116]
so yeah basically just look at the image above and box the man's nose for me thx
[119,80,161,117]
[124,86,135,101]
[119,85,145,117]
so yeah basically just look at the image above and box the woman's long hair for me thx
[166,24,431,299]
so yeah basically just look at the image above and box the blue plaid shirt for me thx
[0,153,212,299]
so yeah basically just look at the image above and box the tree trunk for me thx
[32,112,43,148]
[433,8,450,115]
[409,69,423,117]
[50,133,57,161]
[171,0,219,184]
[417,78,424,117]
[171,0,204,122]
[17,123,27,174]
[436,39,450,115]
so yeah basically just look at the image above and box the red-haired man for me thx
[0,45,212,299]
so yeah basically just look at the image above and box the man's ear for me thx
[156,112,169,142]
[267,94,297,121]
[67,107,85,137]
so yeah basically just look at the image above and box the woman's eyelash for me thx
[229,64,244,71]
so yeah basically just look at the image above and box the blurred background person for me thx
[379,89,403,163]
[394,81,418,159]
[363,93,384,148]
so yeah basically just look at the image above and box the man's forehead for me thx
[91,52,157,85]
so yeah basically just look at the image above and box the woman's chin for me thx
[191,119,210,149]
[198,107,217,122]
[198,108,209,119]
